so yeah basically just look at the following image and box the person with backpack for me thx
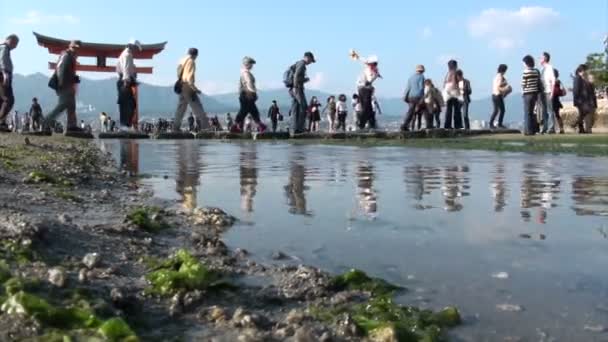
[521,55,542,135]
[490,64,511,129]
[267,100,282,133]
[285,52,316,134]
[552,68,566,134]
[0,34,19,132]
[231,56,267,133]
[458,70,472,129]
[173,48,209,132]
[44,40,85,133]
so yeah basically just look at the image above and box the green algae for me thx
[126,206,169,233]
[1,291,138,341]
[1,239,36,264]
[54,190,81,203]
[145,249,226,297]
[313,296,461,342]
[26,171,57,184]
[0,260,10,284]
[329,269,403,296]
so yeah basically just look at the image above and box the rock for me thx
[48,267,67,288]
[191,207,237,227]
[274,326,295,339]
[519,234,532,239]
[57,213,72,224]
[272,251,289,261]
[82,253,101,269]
[208,306,228,323]
[234,248,249,259]
[492,272,509,279]
[237,329,266,342]
[78,268,88,283]
[183,290,203,309]
[369,325,398,342]
[285,309,306,325]
[584,324,607,333]
[337,314,361,337]
[110,288,124,304]
[319,332,332,342]
[496,304,523,312]
[292,326,315,342]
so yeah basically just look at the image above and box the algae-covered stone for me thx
[329,269,402,296]
[432,306,461,327]
[145,249,226,297]
[126,206,169,233]
[48,267,67,288]
[369,325,398,342]
[0,260,10,283]
[98,317,138,341]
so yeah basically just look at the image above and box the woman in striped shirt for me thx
[521,55,542,135]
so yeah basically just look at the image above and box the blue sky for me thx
[0,0,605,98]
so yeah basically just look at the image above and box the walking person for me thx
[443,60,463,129]
[286,52,316,134]
[401,65,425,131]
[336,94,348,132]
[232,56,267,133]
[458,70,472,129]
[356,55,381,129]
[521,55,542,135]
[116,39,142,132]
[30,98,43,131]
[323,96,337,132]
[540,52,556,134]
[423,79,444,129]
[573,64,597,134]
[267,100,282,133]
[44,40,84,133]
[226,113,234,130]
[0,34,19,132]
[489,64,511,129]
[552,69,567,134]
[307,96,321,132]
[174,48,209,132]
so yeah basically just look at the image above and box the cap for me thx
[366,55,379,64]
[69,40,82,49]
[304,51,316,63]
[128,39,142,51]
[242,56,256,65]
[416,64,425,72]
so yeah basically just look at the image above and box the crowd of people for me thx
[0,33,602,136]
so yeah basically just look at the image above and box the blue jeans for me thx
[523,93,538,135]
[540,93,555,132]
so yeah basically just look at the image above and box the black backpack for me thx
[283,64,296,88]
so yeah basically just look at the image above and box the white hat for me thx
[128,39,142,51]
[366,55,379,64]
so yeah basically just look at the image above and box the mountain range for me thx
[12,73,534,123]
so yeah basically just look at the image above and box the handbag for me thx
[174,63,185,94]
[48,72,59,90]
[278,114,284,122]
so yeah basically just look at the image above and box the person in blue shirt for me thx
[401,65,426,131]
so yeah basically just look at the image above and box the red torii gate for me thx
[33,32,167,127]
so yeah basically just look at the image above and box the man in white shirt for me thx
[116,39,141,132]
[540,52,556,134]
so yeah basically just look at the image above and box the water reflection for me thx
[119,140,139,176]
[571,176,608,216]
[356,162,378,217]
[176,142,202,210]
[239,144,258,213]
[490,163,508,212]
[441,166,470,212]
[284,152,310,216]
[519,163,561,224]
[404,166,442,209]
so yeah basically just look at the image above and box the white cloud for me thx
[420,27,433,40]
[10,10,80,25]
[307,72,325,90]
[468,6,559,50]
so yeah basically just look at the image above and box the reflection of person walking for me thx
[233,57,266,133]
[116,39,142,132]
[0,34,19,132]
[45,40,84,133]
[174,48,209,132]
[287,52,316,134]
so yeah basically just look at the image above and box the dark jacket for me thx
[268,104,280,119]
[57,50,79,90]
[573,75,597,110]
[462,79,472,103]
[293,60,308,88]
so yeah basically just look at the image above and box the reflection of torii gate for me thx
[33,32,167,127]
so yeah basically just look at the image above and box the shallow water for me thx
[103,139,608,341]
